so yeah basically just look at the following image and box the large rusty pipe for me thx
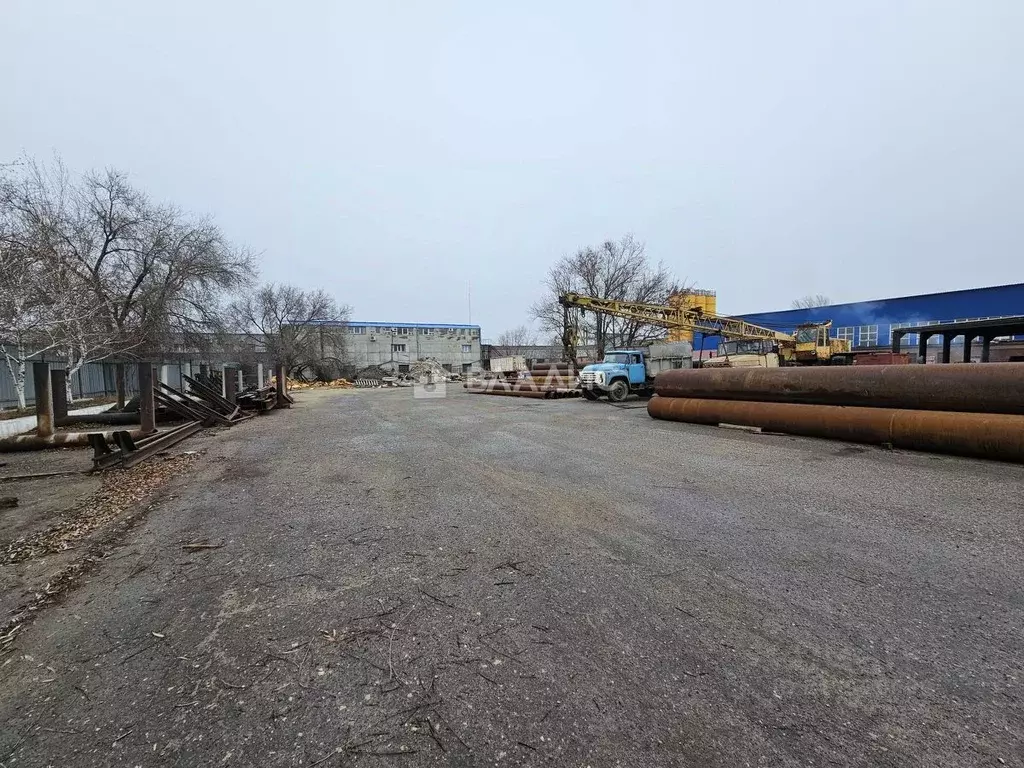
[465,387,550,399]
[531,362,574,372]
[653,363,1024,415]
[0,429,146,453]
[647,396,1024,462]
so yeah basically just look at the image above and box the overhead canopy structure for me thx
[890,316,1024,363]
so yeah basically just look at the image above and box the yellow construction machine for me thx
[557,292,852,366]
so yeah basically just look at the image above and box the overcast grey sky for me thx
[3,1,1022,337]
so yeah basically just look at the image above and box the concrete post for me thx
[891,331,901,354]
[115,362,126,409]
[33,362,54,438]
[221,364,229,398]
[50,368,68,420]
[917,334,929,364]
[257,362,264,389]
[237,368,244,394]
[138,363,156,434]
[941,335,952,364]
[981,336,992,363]
[962,336,973,363]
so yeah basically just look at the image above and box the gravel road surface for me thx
[1,385,1021,767]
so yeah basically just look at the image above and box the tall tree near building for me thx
[492,325,538,357]
[226,283,352,379]
[1,155,255,403]
[531,235,685,360]
[792,294,831,309]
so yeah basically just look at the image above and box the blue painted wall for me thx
[695,283,1024,353]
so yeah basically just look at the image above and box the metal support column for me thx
[50,368,68,420]
[115,362,126,410]
[138,363,156,435]
[981,336,992,363]
[275,363,288,406]
[941,335,952,364]
[918,334,929,364]
[891,331,901,353]
[223,367,238,404]
[33,362,54,438]
[962,336,973,363]
[257,362,264,389]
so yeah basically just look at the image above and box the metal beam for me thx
[33,362,54,438]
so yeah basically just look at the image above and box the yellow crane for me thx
[557,292,852,366]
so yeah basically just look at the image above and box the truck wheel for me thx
[607,380,629,402]
[582,389,599,401]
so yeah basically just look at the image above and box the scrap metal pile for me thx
[647,363,1024,462]
[465,362,581,400]
[0,362,294,473]
[94,373,290,469]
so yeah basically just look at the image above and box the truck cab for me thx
[579,342,692,401]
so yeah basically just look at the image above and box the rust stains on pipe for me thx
[465,387,550,399]
[654,363,1024,415]
[647,396,1024,462]
[0,429,146,453]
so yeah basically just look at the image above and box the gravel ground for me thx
[0,385,1021,767]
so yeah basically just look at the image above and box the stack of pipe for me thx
[647,363,1024,462]
[523,362,580,397]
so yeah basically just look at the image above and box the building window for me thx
[349,325,366,334]
[398,364,410,373]
[461,344,471,353]
[857,325,878,347]
[396,327,408,336]
[421,327,433,335]
[392,343,407,353]
[833,327,855,344]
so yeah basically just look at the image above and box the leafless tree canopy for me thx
[491,325,538,357]
[0,155,255,403]
[226,283,352,379]
[531,235,686,360]
[792,294,832,309]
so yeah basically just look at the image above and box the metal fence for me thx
[0,358,254,410]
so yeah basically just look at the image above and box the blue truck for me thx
[578,341,693,401]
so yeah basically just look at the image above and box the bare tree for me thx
[531,234,685,360]
[1,156,256,403]
[492,325,538,357]
[792,294,831,309]
[227,283,352,379]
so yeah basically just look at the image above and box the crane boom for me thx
[557,292,794,342]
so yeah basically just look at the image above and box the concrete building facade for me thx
[332,321,482,374]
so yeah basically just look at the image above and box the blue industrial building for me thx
[695,282,1024,358]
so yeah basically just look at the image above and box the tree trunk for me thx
[2,343,28,410]
[65,348,87,405]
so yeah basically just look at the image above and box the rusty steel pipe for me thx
[0,428,146,453]
[653,363,1024,415]
[647,396,1024,462]
[531,362,574,372]
[465,387,549,399]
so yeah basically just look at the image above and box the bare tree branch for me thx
[792,294,831,309]
[531,234,688,360]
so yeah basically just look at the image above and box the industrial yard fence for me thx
[0,359,252,410]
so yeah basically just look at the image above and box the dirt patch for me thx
[0,451,201,649]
